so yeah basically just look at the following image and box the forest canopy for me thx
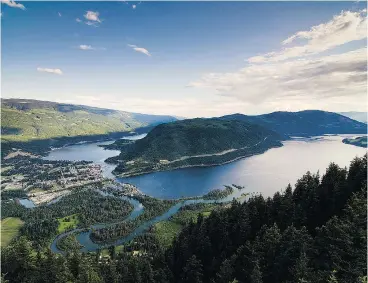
[1,155,366,283]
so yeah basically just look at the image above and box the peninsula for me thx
[108,118,283,177]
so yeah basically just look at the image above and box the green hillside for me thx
[111,118,283,176]
[1,99,177,156]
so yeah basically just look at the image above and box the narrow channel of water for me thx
[51,193,232,253]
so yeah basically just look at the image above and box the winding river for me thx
[50,190,231,254]
[45,134,366,253]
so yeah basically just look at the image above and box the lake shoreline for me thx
[115,144,283,178]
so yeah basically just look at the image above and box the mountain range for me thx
[110,110,366,176]
[2,99,366,160]
[221,110,367,137]
[1,99,177,157]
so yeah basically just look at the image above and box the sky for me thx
[1,1,367,118]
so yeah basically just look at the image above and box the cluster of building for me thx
[1,159,104,193]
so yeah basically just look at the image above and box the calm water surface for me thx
[44,134,146,179]
[46,134,366,253]
[44,135,366,199]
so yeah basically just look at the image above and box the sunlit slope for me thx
[1,99,177,142]
[111,118,283,176]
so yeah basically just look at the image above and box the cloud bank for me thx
[190,9,367,111]
[248,9,367,63]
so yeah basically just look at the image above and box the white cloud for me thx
[190,48,367,104]
[128,44,151,56]
[189,9,367,113]
[37,67,63,75]
[78,45,105,51]
[76,18,82,23]
[79,45,94,50]
[1,0,25,10]
[58,12,61,17]
[84,11,101,22]
[132,4,136,9]
[248,9,367,63]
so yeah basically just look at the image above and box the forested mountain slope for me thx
[1,99,177,142]
[1,99,177,156]
[221,110,367,137]
[110,118,283,176]
[168,154,367,283]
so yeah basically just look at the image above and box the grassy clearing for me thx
[1,217,24,247]
[154,221,183,248]
[57,214,79,233]
[153,204,219,248]
[100,245,125,257]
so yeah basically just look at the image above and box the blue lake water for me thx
[44,134,366,199]
[46,133,366,253]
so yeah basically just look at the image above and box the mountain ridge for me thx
[220,110,367,137]
[110,118,283,176]
[1,98,178,157]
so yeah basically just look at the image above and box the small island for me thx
[342,136,367,148]
[108,118,283,177]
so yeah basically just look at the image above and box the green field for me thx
[1,217,24,246]
[57,214,79,233]
[154,221,183,248]
[153,204,218,248]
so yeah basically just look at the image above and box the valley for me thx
[1,100,367,283]
[1,99,177,158]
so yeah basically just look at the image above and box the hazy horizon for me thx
[2,1,367,118]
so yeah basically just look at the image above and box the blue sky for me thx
[1,1,367,117]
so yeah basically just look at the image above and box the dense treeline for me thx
[91,221,136,243]
[90,196,176,243]
[1,155,366,283]
[1,189,28,200]
[57,234,83,251]
[203,185,234,199]
[1,188,134,245]
[168,155,367,283]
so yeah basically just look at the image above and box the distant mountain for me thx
[221,110,367,137]
[110,118,283,176]
[339,112,367,124]
[1,98,177,156]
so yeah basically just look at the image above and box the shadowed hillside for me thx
[221,110,367,137]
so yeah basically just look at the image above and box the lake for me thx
[44,135,366,199]
[44,134,146,179]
